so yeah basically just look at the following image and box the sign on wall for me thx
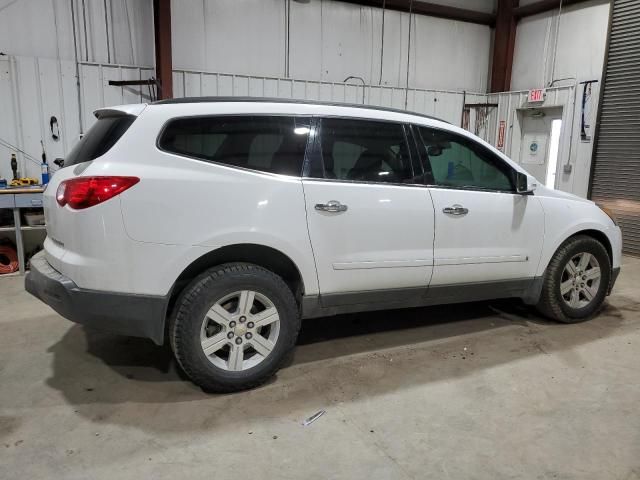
[497,120,506,150]
[522,134,547,165]
[528,89,546,103]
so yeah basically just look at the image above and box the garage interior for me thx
[1,0,639,478]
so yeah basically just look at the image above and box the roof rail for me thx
[152,96,449,124]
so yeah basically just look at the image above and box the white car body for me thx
[27,99,622,346]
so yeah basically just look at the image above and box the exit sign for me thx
[528,88,546,103]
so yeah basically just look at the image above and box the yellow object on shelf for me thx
[9,178,39,187]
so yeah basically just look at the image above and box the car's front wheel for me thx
[536,235,611,323]
[170,263,300,392]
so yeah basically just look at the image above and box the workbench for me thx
[0,187,46,275]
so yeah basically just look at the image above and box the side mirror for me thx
[516,171,537,194]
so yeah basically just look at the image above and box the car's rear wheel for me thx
[170,263,300,392]
[536,235,611,323]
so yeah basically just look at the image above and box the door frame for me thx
[300,115,435,306]
[512,105,565,188]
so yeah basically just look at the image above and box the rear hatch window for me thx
[64,115,136,167]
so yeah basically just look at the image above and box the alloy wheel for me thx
[200,290,280,371]
[560,252,601,309]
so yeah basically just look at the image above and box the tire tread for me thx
[536,235,611,323]
[169,263,300,393]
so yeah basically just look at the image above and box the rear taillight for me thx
[56,176,139,210]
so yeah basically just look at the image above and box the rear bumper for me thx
[25,251,167,345]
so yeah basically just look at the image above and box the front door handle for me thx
[443,204,469,216]
[315,200,348,213]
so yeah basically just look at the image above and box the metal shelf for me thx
[0,191,45,274]
[0,225,46,232]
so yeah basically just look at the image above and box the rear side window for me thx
[313,118,415,184]
[65,115,136,167]
[158,116,310,177]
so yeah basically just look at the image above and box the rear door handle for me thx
[443,205,469,216]
[315,200,348,213]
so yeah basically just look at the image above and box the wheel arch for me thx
[540,227,614,278]
[570,229,613,265]
[166,243,306,322]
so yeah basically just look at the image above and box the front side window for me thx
[158,115,310,176]
[314,118,415,184]
[417,127,515,191]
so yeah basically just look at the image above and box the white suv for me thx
[26,98,622,392]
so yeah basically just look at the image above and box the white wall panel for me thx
[0,56,80,180]
[410,15,491,91]
[0,57,21,179]
[172,0,493,92]
[512,0,610,90]
[14,57,44,177]
[487,85,598,197]
[299,1,381,84]
[0,56,154,180]
[108,0,155,65]
[0,0,153,65]
[552,1,610,84]
[510,0,610,198]
[172,0,287,76]
[79,62,154,132]
[0,0,62,59]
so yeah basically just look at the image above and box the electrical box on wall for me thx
[528,89,546,103]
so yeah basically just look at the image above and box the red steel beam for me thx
[336,0,495,25]
[153,0,173,99]
[514,0,594,19]
[490,0,518,93]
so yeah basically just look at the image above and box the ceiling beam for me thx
[153,0,173,99]
[335,0,496,26]
[514,0,595,19]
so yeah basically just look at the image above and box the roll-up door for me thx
[590,0,640,256]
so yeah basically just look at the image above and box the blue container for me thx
[41,162,50,185]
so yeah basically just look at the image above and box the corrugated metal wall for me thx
[171,69,488,127]
[0,0,154,65]
[488,87,582,195]
[0,56,488,179]
[590,0,640,256]
[0,57,154,180]
[0,0,592,198]
[2,55,581,186]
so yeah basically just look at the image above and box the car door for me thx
[301,117,435,307]
[413,125,545,288]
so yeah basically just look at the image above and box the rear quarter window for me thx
[158,115,310,177]
[65,115,136,167]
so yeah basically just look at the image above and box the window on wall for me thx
[416,127,515,191]
[158,115,310,176]
[315,118,415,184]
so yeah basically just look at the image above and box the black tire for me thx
[536,235,611,323]
[169,263,300,393]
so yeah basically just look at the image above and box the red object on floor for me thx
[0,244,19,274]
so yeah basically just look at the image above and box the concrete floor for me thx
[1,259,639,480]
